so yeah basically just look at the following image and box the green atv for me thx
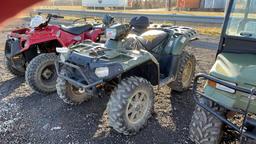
[189,0,256,144]
[55,16,197,135]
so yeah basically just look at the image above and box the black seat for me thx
[61,24,93,35]
[137,30,168,51]
[130,16,150,36]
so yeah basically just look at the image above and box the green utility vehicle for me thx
[189,0,256,144]
[55,16,197,135]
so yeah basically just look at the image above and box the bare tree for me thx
[168,0,172,11]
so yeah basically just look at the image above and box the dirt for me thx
[0,19,218,144]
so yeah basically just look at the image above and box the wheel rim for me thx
[182,60,193,87]
[40,64,57,85]
[126,91,149,124]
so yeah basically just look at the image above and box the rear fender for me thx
[167,35,190,55]
[22,39,62,62]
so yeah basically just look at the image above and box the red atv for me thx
[4,14,106,94]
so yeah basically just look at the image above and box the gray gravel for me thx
[0,18,218,144]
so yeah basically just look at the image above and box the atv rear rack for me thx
[56,61,103,90]
[192,73,256,142]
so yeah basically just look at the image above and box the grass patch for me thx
[39,6,86,11]
[196,27,221,36]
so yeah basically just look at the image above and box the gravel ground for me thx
[0,19,218,144]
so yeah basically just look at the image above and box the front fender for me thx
[21,37,64,53]
[121,50,160,86]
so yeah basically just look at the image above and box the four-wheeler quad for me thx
[189,0,256,144]
[4,14,108,94]
[55,16,197,135]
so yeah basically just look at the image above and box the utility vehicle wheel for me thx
[189,103,225,144]
[56,69,91,105]
[4,57,24,76]
[25,53,58,94]
[107,77,154,135]
[169,51,196,92]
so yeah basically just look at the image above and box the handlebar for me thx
[47,14,64,19]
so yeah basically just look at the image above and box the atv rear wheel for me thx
[25,53,58,94]
[169,51,196,92]
[107,77,154,135]
[4,57,25,76]
[56,69,91,105]
[189,102,225,144]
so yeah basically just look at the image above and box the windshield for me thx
[226,0,256,38]
[30,15,45,28]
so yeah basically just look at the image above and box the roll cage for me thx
[218,0,256,54]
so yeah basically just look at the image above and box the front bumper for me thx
[193,73,256,140]
[55,52,124,92]
[56,61,103,90]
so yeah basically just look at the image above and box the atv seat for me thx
[61,24,93,35]
[137,30,168,51]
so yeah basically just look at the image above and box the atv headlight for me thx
[95,67,109,78]
[56,47,69,54]
[208,80,236,94]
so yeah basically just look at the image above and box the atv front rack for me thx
[193,73,256,142]
[56,61,103,90]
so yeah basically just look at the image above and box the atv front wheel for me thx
[189,103,225,144]
[169,51,196,92]
[107,77,154,135]
[56,69,91,105]
[4,57,25,76]
[25,53,58,94]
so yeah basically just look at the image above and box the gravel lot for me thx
[0,18,218,144]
